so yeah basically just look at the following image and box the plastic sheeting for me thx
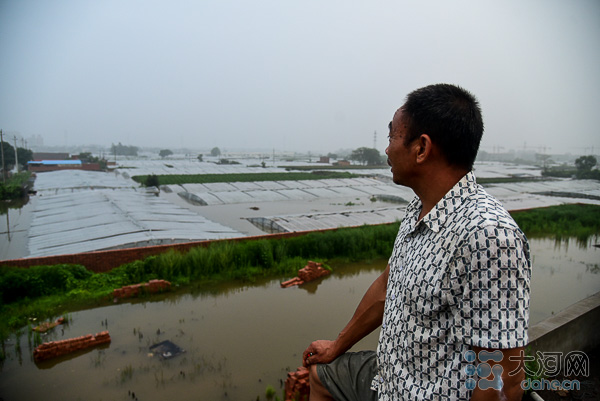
[178,177,408,207]
[24,162,600,257]
[28,171,242,257]
[247,207,407,233]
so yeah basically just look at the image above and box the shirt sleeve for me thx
[455,225,531,349]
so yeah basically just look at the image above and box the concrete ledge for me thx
[528,292,600,354]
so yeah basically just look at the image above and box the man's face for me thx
[385,108,414,186]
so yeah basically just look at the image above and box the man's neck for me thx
[414,168,469,220]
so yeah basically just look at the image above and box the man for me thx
[303,84,531,401]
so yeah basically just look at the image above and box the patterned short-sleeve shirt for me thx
[374,172,531,400]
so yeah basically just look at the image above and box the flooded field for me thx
[0,261,384,401]
[0,198,34,261]
[0,238,598,401]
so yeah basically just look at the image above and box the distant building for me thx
[334,160,351,166]
[319,156,330,164]
[33,152,70,161]
[28,160,102,173]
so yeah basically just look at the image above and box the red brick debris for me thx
[33,331,111,362]
[32,317,65,333]
[112,279,171,300]
[285,366,310,401]
[281,261,331,288]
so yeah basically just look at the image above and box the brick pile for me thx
[281,261,330,288]
[112,279,171,299]
[284,366,310,401]
[33,331,111,362]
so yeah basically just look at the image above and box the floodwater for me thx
[0,261,385,401]
[528,236,600,324]
[0,197,33,260]
[0,239,599,401]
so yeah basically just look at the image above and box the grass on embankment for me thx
[1,204,599,349]
[0,223,399,344]
[511,203,600,242]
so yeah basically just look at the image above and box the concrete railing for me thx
[527,291,600,355]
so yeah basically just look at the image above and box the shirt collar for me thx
[406,171,478,233]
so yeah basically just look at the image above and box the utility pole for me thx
[13,136,19,173]
[373,131,377,150]
[0,129,6,183]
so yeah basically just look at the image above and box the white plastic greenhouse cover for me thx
[247,207,407,233]
[29,171,243,257]
[178,178,411,207]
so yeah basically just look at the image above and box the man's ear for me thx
[415,134,433,164]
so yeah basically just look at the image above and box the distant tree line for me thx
[159,149,173,158]
[1,141,33,172]
[349,147,386,166]
[542,155,599,179]
[76,152,108,170]
[574,155,599,179]
[110,142,138,156]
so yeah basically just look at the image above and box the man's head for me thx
[399,83,484,171]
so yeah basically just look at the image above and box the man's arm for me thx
[303,264,389,367]
[470,346,525,401]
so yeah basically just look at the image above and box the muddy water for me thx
[0,239,598,401]
[0,261,385,401]
[0,197,34,260]
[528,236,600,324]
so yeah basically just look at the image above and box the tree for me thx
[159,149,173,158]
[0,142,32,170]
[16,147,33,167]
[197,154,203,162]
[74,152,107,170]
[144,174,160,187]
[77,152,93,162]
[1,141,15,169]
[575,155,596,172]
[575,155,598,179]
[111,142,138,156]
[210,147,221,157]
[349,147,384,166]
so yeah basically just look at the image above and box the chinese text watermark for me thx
[463,349,590,391]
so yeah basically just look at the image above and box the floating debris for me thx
[32,317,65,333]
[149,340,185,360]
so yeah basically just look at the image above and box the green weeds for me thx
[131,171,360,186]
[0,172,32,201]
[0,224,399,339]
[511,204,600,242]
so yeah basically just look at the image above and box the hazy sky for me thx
[1,0,599,155]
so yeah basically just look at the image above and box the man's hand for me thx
[303,340,339,367]
[302,264,388,370]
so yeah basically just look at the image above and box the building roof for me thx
[29,160,82,165]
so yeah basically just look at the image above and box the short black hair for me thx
[401,83,484,171]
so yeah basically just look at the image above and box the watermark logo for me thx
[464,349,504,391]
[463,349,590,391]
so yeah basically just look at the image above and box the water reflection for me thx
[0,197,33,260]
[0,260,385,401]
